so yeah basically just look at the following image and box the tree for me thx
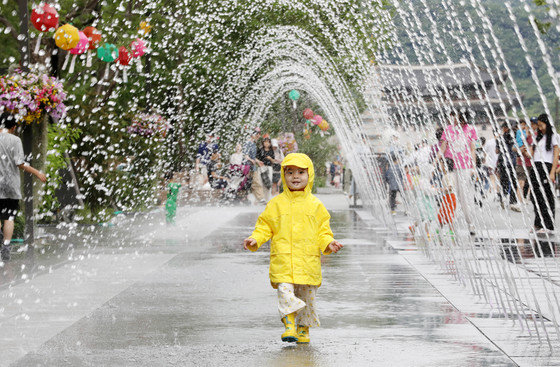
[1,0,392,218]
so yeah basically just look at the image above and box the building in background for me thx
[375,63,520,140]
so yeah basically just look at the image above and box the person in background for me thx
[207,149,229,190]
[195,133,218,186]
[257,137,275,200]
[483,131,499,197]
[437,158,457,230]
[0,112,47,261]
[496,122,519,211]
[439,110,478,233]
[332,161,342,189]
[243,128,265,204]
[529,114,559,232]
[229,143,244,166]
[228,143,251,200]
[271,138,284,196]
[514,119,533,205]
[474,137,487,207]
[384,154,403,214]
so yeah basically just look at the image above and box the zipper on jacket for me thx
[290,199,294,280]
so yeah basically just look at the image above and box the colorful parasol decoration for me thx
[130,38,146,72]
[303,108,314,120]
[312,115,322,125]
[138,21,152,36]
[288,89,300,109]
[65,31,89,73]
[83,26,102,67]
[117,46,132,82]
[97,43,118,79]
[288,90,300,101]
[54,24,79,51]
[31,3,59,54]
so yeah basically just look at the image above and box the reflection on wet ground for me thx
[1,204,520,366]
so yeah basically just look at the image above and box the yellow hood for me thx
[280,153,315,196]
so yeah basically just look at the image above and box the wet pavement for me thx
[0,195,523,366]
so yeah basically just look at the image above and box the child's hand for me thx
[328,240,343,253]
[243,238,257,250]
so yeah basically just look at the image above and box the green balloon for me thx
[289,89,300,101]
[97,43,118,62]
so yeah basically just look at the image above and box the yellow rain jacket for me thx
[248,153,335,288]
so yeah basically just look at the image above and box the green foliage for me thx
[296,130,338,182]
[260,92,338,182]
[314,176,326,189]
[535,18,552,35]
[39,123,81,220]
[13,214,24,239]
[533,0,557,38]
[2,0,390,221]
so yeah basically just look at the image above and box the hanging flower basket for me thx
[127,112,171,137]
[0,69,67,124]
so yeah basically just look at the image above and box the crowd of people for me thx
[384,111,559,235]
[193,128,292,204]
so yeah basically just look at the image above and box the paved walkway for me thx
[0,195,524,366]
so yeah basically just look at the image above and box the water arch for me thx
[211,26,390,218]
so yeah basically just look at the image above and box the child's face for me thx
[284,165,309,191]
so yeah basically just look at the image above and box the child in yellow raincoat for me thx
[243,153,343,344]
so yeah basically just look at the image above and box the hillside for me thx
[391,0,559,118]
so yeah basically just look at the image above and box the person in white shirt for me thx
[529,114,559,232]
[229,143,244,166]
[0,113,46,261]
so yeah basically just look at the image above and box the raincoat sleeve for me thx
[248,206,274,251]
[318,205,335,255]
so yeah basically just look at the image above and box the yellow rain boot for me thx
[296,325,310,344]
[281,313,298,342]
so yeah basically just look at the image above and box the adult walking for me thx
[496,122,519,210]
[384,154,403,214]
[529,114,559,232]
[243,128,265,204]
[270,139,284,196]
[256,137,274,200]
[483,133,499,196]
[514,119,533,204]
[439,110,478,232]
[0,113,46,261]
